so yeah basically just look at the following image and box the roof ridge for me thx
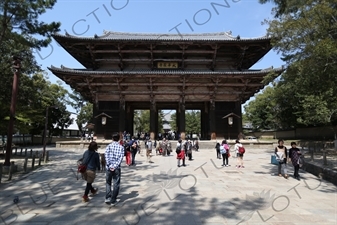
[100,30,235,37]
[49,65,285,73]
[52,31,270,41]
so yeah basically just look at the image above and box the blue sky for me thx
[35,0,283,109]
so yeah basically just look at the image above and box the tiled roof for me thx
[53,31,270,42]
[49,65,284,75]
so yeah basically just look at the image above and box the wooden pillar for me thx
[210,101,216,140]
[236,101,243,138]
[0,163,3,184]
[178,101,186,140]
[176,105,180,136]
[201,102,209,140]
[150,102,157,140]
[125,104,133,136]
[93,102,98,137]
[119,96,126,137]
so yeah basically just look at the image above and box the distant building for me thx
[55,114,82,137]
[162,112,172,133]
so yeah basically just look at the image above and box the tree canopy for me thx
[0,0,77,141]
[246,0,337,131]
[169,110,201,135]
[0,0,60,49]
[134,110,165,134]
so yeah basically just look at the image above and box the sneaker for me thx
[182,164,186,167]
[105,198,111,204]
[278,174,283,177]
[177,165,181,167]
[82,195,89,203]
[238,165,241,168]
[91,188,98,196]
[241,166,245,168]
[225,165,229,167]
[110,199,120,206]
[285,174,288,179]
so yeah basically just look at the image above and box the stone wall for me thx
[302,161,337,186]
[247,125,337,140]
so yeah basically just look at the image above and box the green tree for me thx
[77,103,93,135]
[169,110,200,135]
[186,110,201,135]
[0,0,60,49]
[67,90,92,135]
[67,90,86,113]
[133,110,165,135]
[244,87,279,131]
[0,0,60,137]
[134,110,150,133]
[259,0,337,132]
[158,110,164,133]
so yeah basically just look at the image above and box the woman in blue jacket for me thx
[82,141,101,202]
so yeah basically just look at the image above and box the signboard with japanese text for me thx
[157,62,178,69]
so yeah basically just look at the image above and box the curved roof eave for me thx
[48,65,284,75]
[52,31,271,42]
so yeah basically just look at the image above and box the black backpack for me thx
[176,145,181,154]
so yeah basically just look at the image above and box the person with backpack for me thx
[221,139,230,167]
[176,139,186,167]
[129,137,138,166]
[235,139,245,168]
[81,141,100,202]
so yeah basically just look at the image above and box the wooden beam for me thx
[95,58,220,62]
[236,46,248,70]
[85,77,96,103]
[118,44,124,70]
[93,90,251,95]
[211,45,218,71]
[75,82,264,87]
[92,49,216,54]
[86,44,97,69]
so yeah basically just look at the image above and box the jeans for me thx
[278,161,287,175]
[222,153,228,165]
[131,151,137,165]
[106,168,121,203]
[294,164,300,177]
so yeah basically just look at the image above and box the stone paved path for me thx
[0,146,336,225]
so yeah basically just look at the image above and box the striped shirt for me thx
[105,141,124,170]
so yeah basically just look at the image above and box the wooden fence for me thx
[0,147,50,183]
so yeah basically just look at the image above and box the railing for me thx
[299,141,337,171]
[0,147,50,183]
